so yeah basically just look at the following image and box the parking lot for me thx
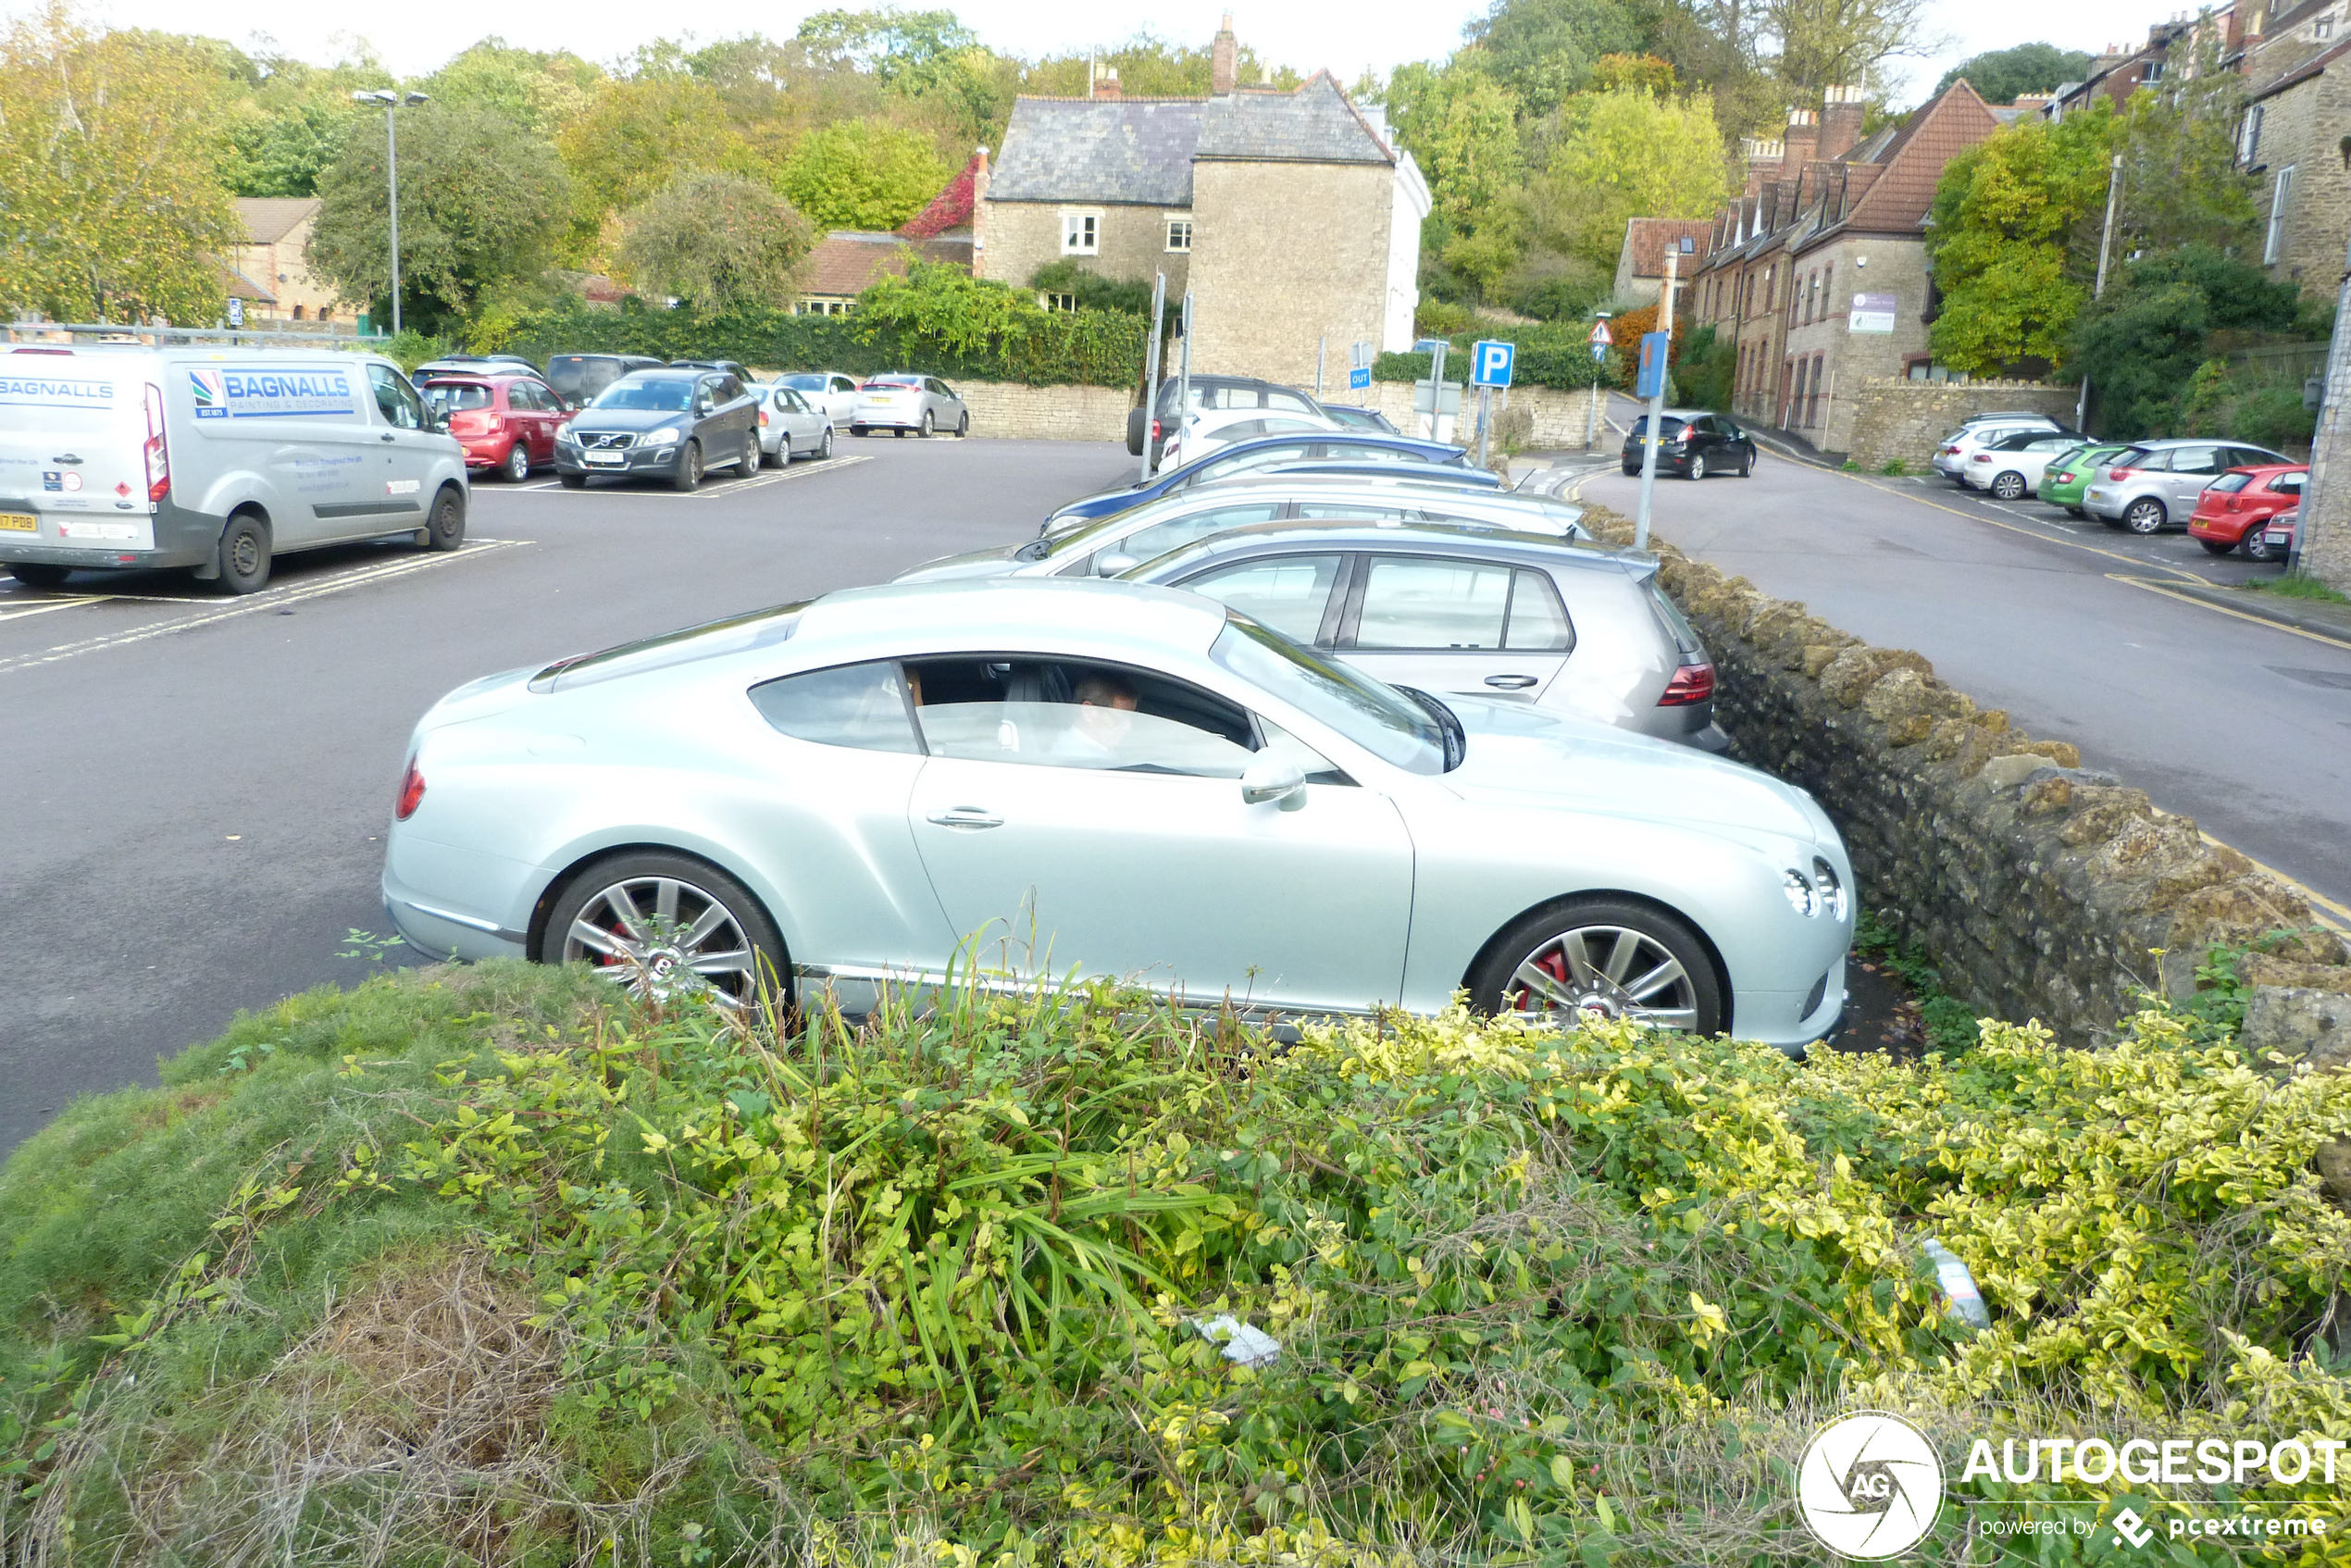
[0,435,1136,1152]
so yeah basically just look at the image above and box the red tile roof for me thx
[1621,218,1713,279]
[802,232,974,297]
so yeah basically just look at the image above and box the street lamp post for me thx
[351,90,429,336]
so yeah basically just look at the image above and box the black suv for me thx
[1126,375,1328,462]
[547,353,666,409]
[554,368,761,491]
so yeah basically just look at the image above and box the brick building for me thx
[1684,81,2002,455]
[1611,218,1711,308]
[979,15,1428,386]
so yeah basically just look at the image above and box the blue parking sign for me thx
[1471,339,1514,388]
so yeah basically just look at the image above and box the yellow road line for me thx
[2108,573,2351,653]
[0,595,114,623]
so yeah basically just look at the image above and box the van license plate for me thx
[0,513,34,532]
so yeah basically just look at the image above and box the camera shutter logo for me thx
[1797,1411,1944,1560]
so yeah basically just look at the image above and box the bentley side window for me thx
[749,661,921,753]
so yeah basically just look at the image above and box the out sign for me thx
[1470,339,1514,388]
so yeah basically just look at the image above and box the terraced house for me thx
[1685,81,2003,457]
[976,15,1429,388]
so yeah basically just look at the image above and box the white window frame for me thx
[1060,208,1101,255]
[2266,166,2296,265]
[2241,104,2265,166]
[1165,215,1193,253]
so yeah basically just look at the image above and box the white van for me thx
[0,344,470,593]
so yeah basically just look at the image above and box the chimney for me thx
[1820,83,1865,162]
[1096,67,1121,100]
[970,145,991,277]
[1212,12,1238,94]
[1781,107,1820,172]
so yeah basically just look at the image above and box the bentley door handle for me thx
[1484,674,1539,690]
[927,806,1003,829]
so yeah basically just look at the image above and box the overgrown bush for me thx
[6,961,2349,1563]
[1026,261,1159,317]
[1376,320,1608,392]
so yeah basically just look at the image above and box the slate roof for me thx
[1195,73,1392,165]
[989,98,1206,205]
[234,197,318,245]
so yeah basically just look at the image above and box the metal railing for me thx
[6,321,388,347]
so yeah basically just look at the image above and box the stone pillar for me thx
[2299,262,2351,591]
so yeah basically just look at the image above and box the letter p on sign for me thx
[1471,339,1514,389]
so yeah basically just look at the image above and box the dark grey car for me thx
[1120,520,1728,750]
[553,369,761,491]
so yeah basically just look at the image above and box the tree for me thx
[2112,29,2259,256]
[309,103,573,330]
[555,77,757,260]
[779,118,950,230]
[1462,0,1646,117]
[0,6,242,322]
[1524,88,1731,273]
[1756,0,1935,96]
[1924,106,2117,375]
[1934,42,2092,104]
[419,40,603,138]
[616,172,813,312]
[1386,61,1526,299]
[2068,246,2303,437]
[797,8,980,89]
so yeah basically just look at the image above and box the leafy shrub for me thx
[1026,260,1159,316]
[616,172,815,314]
[1376,321,1608,391]
[10,965,2348,1562]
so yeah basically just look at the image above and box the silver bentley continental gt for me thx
[380,579,1855,1052]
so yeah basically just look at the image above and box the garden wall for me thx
[953,381,1133,442]
[1353,382,1608,452]
[1574,503,2351,1064]
[1845,379,2078,472]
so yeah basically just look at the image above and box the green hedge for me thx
[1375,325,1608,391]
[490,298,1149,388]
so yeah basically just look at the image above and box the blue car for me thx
[1046,431,1471,532]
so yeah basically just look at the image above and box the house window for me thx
[2241,104,2266,166]
[1043,292,1077,312]
[2266,166,2296,265]
[2318,14,2336,38]
[1165,217,1192,253]
[1061,209,1101,255]
[1764,267,1775,312]
[1679,236,1695,253]
[1823,263,1834,317]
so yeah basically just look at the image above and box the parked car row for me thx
[1936,409,2304,561]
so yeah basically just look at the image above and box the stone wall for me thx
[1357,381,1608,452]
[952,380,1134,442]
[1846,379,2079,473]
[1188,159,1393,389]
[1574,500,2351,1048]
[2250,66,2351,301]
[978,199,1191,301]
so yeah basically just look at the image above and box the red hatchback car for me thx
[422,374,573,482]
[2188,462,2306,560]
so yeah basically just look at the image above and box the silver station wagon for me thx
[381,579,1854,1053]
[1121,520,1727,750]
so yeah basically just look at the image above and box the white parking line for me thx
[0,539,528,677]
[507,454,873,500]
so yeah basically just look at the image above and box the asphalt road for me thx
[1573,394,2351,922]
[0,435,1135,1153]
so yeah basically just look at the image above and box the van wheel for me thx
[7,563,69,588]
[215,513,271,594]
[423,487,466,552]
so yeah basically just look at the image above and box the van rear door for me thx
[0,350,150,543]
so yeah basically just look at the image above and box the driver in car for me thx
[1047,673,1140,765]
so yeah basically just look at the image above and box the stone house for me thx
[979,16,1428,388]
[226,198,342,322]
[1610,218,1711,309]
[2236,6,2351,299]
[1684,81,2003,455]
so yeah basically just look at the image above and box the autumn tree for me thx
[309,103,573,330]
[616,172,813,312]
[1756,0,1935,96]
[555,76,758,260]
[1524,87,1731,273]
[0,5,242,322]
[1924,106,2117,375]
[1387,61,1526,298]
[779,118,951,230]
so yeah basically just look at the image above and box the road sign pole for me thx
[1139,272,1165,483]
[1476,382,1493,469]
[1635,254,1678,551]
[1425,342,1447,441]
[1173,290,1194,470]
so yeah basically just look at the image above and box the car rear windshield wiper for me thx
[1398,686,1465,771]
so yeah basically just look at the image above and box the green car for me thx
[2037,443,2131,516]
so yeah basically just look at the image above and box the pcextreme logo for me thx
[1796,1411,1945,1561]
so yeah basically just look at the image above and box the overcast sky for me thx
[26,0,2176,106]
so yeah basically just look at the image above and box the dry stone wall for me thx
[1845,380,2079,473]
[952,381,1134,442]
[1574,501,2351,1047]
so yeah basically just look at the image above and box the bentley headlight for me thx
[642,427,680,446]
[1812,858,1847,921]
[1783,868,1819,918]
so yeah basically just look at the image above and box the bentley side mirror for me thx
[1095,552,1138,577]
[1240,760,1305,806]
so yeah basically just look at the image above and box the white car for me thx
[1931,416,2069,482]
[1158,406,1338,472]
[379,579,1854,1052]
[1959,433,2083,498]
[767,371,861,428]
